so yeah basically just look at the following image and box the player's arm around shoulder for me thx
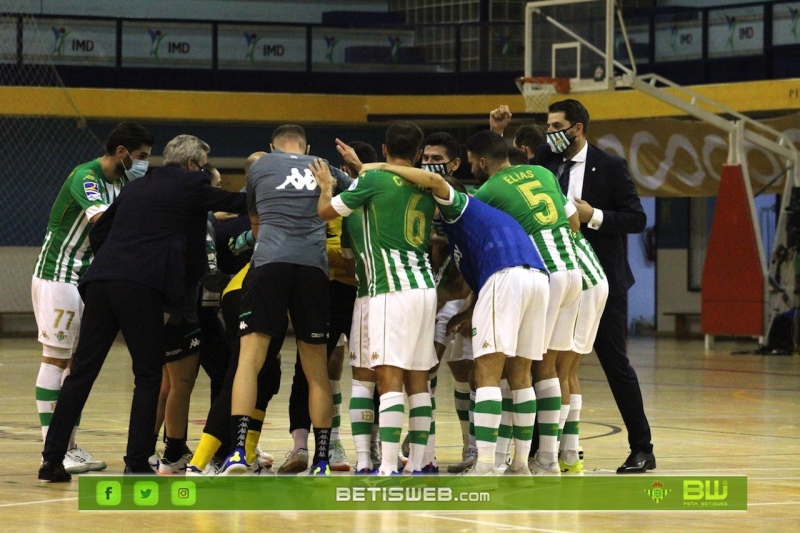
[366,162,450,200]
[309,158,360,221]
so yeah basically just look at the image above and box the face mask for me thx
[122,150,149,180]
[546,125,576,154]
[421,160,452,176]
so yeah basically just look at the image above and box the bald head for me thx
[245,151,267,175]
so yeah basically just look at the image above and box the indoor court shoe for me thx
[616,451,656,474]
[186,463,217,476]
[447,447,477,474]
[528,453,561,476]
[559,450,584,475]
[278,448,309,474]
[148,451,162,473]
[123,463,157,475]
[420,462,439,474]
[328,439,351,472]
[158,453,192,475]
[62,451,90,474]
[255,445,274,468]
[39,460,71,483]
[461,462,495,476]
[354,467,375,475]
[309,460,331,476]
[219,448,249,476]
[68,447,106,472]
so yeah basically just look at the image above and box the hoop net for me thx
[515,77,570,113]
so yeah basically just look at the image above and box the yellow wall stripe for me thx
[2,79,798,124]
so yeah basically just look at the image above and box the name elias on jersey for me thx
[502,168,537,184]
[277,168,318,190]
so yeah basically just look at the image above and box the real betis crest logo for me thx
[645,481,671,504]
[56,330,67,342]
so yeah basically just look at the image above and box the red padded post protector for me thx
[701,164,764,336]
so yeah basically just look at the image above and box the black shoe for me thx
[39,460,72,483]
[124,463,156,475]
[616,451,656,474]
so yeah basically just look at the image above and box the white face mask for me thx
[546,124,576,154]
[123,150,149,180]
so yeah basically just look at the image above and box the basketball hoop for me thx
[515,77,570,114]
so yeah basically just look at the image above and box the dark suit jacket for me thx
[83,165,247,303]
[535,143,646,297]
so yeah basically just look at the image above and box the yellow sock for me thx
[245,409,266,464]
[189,433,221,469]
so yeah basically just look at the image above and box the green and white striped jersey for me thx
[572,231,606,289]
[332,169,436,297]
[340,207,370,299]
[33,159,126,284]
[474,164,578,273]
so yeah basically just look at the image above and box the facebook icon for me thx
[96,481,121,506]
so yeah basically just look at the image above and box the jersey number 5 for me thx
[404,194,427,247]
[517,180,557,225]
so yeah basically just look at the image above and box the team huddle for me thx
[36,99,655,483]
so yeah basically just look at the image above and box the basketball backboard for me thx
[524,0,632,93]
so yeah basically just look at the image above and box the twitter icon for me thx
[133,481,159,506]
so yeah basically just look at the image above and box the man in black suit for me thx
[535,99,655,474]
[38,135,247,481]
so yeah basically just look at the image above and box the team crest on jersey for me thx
[84,181,101,201]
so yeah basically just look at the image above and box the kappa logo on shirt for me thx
[276,168,317,191]
[84,181,101,201]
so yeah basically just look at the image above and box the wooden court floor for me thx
[1,335,798,532]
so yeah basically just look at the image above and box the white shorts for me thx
[543,269,583,352]
[368,288,437,371]
[31,277,83,353]
[472,267,549,360]
[573,279,609,354]
[435,299,464,346]
[449,330,474,362]
[348,296,370,369]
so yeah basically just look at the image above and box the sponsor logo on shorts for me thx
[189,337,200,349]
[349,351,356,360]
[311,332,326,338]
[84,181,101,201]
[56,330,67,342]
[41,330,49,340]
[165,349,182,356]
[371,352,380,361]
[239,321,248,330]
[482,341,490,349]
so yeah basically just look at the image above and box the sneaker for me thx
[309,460,331,476]
[505,464,533,476]
[420,462,439,474]
[158,453,192,475]
[462,462,495,476]
[124,464,157,475]
[354,467,375,475]
[219,448,249,476]
[255,445,274,468]
[528,453,561,476]
[559,449,584,475]
[248,459,274,476]
[68,447,106,472]
[186,463,217,476]
[328,440,351,472]
[39,460,71,483]
[278,448,309,474]
[62,450,90,474]
[447,447,477,474]
[148,451,162,473]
